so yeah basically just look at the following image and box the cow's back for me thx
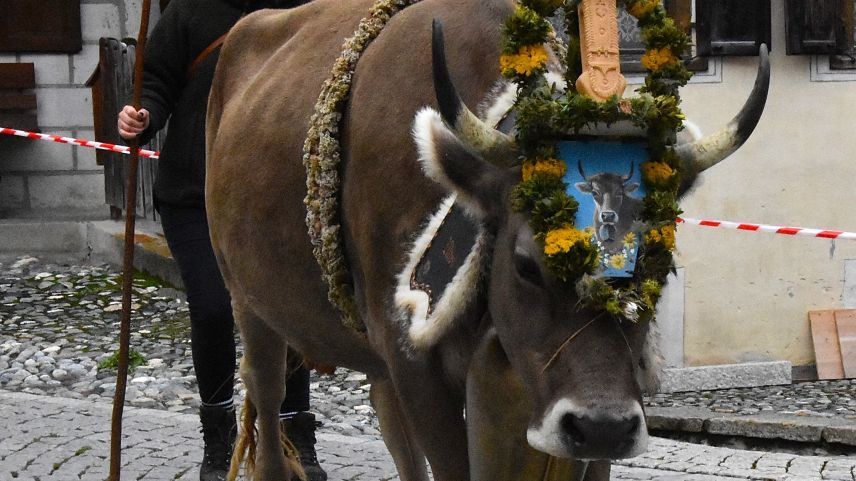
[206,0,513,373]
[206,0,384,373]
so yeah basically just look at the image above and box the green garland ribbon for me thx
[501,0,692,322]
[303,0,421,332]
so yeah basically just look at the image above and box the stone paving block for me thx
[788,456,827,477]
[821,470,854,481]
[822,458,856,473]
[646,405,712,432]
[755,452,794,474]
[656,460,697,472]
[824,422,856,446]
[720,450,765,470]
[659,361,792,393]
[706,413,828,442]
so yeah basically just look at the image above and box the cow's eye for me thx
[513,247,543,287]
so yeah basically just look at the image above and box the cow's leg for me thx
[369,377,430,481]
[233,305,300,481]
[384,358,470,481]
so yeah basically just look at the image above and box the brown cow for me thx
[205,1,769,480]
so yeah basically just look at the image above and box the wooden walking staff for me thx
[109,0,152,478]
[575,0,627,102]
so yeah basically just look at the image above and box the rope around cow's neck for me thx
[303,0,422,333]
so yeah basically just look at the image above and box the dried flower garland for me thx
[303,0,421,332]
[503,0,692,323]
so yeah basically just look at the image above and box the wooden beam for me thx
[835,309,856,378]
[0,63,36,89]
[0,111,38,132]
[809,309,845,379]
[0,92,37,110]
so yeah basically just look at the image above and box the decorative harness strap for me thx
[186,32,228,81]
[303,0,421,333]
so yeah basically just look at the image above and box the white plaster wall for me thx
[675,0,856,366]
[0,0,161,216]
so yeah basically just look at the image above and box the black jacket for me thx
[140,0,309,208]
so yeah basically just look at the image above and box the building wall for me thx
[1,0,852,368]
[675,0,856,367]
[0,0,160,217]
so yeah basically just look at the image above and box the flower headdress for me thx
[502,0,692,322]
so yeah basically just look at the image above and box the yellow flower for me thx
[522,158,567,181]
[500,44,549,77]
[609,254,627,269]
[623,231,637,248]
[627,0,661,19]
[645,225,676,250]
[660,224,676,250]
[641,47,679,72]
[641,161,675,185]
[544,227,593,256]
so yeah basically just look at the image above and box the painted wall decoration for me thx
[560,140,648,278]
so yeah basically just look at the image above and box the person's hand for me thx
[117,105,150,140]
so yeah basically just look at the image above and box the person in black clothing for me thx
[117,1,323,480]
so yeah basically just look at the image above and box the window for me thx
[695,0,772,56]
[618,0,708,73]
[786,0,856,70]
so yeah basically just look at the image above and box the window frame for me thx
[695,0,772,57]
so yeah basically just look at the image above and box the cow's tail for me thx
[227,394,307,481]
[228,396,257,480]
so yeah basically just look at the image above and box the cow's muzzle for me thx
[526,398,648,460]
[598,223,616,242]
[600,211,617,224]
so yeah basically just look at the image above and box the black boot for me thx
[199,405,237,481]
[282,412,328,481]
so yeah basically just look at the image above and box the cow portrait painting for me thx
[204,0,770,480]
[564,141,648,278]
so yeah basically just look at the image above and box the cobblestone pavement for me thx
[3,390,855,481]
[2,254,856,479]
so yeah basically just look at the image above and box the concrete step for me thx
[0,218,182,288]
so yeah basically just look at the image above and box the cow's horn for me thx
[675,45,770,173]
[432,19,517,165]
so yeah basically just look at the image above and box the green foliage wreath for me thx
[502,0,692,322]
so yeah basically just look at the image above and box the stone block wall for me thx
[0,0,160,218]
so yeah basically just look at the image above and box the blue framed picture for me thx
[559,140,649,278]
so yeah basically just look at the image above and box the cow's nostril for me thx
[560,413,586,446]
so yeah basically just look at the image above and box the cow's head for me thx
[412,21,769,460]
[575,160,640,252]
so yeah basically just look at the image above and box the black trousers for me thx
[159,205,309,412]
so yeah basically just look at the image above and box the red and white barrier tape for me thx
[5,126,856,242]
[1,127,160,159]
[677,217,856,241]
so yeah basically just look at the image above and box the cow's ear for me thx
[413,108,509,219]
[625,183,639,194]
[575,182,592,194]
